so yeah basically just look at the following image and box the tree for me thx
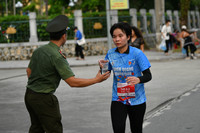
[45,0,48,16]
[130,0,154,10]
[71,0,105,12]
[0,1,5,16]
[48,0,70,16]
[81,0,105,12]
[180,0,191,25]
[165,0,180,10]
[191,0,200,10]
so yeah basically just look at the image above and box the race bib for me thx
[117,82,135,97]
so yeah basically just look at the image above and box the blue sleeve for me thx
[76,30,82,40]
[136,51,151,72]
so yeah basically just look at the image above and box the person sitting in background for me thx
[190,28,200,48]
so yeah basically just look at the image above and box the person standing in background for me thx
[74,26,85,60]
[161,19,172,55]
[129,26,145,52]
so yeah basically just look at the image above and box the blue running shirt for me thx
[105,46,151,105]
[76,30,82,40]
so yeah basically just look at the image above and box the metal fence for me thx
[118,16,132,24]
[0,15,161,43]
[0,20,30,43]
[137,15,143,32]
[36,19,75,41]
[0,17,109,43]
[147,15,154,33]
[83,17,107,38]
[0,19,75,43]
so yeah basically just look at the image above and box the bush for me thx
[83,12,106,17]
[23,3,36,12]
[0,15,28,23]
[48,5,62,16]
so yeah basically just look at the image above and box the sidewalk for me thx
[0,51,198,69]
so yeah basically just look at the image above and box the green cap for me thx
[46,15,69,33]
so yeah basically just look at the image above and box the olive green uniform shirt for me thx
[26,42,74,93]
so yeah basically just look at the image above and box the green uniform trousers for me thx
[24,88,63,133]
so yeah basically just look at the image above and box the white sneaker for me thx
[193,56,197,60]
[185,57,190,60]
[191,54,197,60]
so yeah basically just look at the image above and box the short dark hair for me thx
[110,22,132,38]
[131,26,143,38]
[165,19,171,24]
[49,29,67,40]
[73,26,78,30]
[131,26,145,45]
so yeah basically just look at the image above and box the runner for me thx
[99,22,152,133]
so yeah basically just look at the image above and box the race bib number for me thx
[117,82,135,97]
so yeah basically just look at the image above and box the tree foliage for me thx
[1,0,200,17]
[191,0,200,9]
[191,0,200,5]
[48,0,70,6]
[48,0,70,15]
[23,2,36,12]
[80,0,105,12]
[129,0,154,10]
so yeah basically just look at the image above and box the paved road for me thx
[0,58,200,133]
[143,84,200,133]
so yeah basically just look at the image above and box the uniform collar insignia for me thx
[59,50,66,59]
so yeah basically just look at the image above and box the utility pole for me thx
[106,0,112,50]
[154,0,165,45]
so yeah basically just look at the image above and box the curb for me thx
[0,52,199,69]
[144,82,200,122]
[0,57,185,69]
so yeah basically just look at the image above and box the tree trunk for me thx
[6,0,8,16]
[13,0,16,15]
[45,0,48,16]
[40,0,43,16]
[180,0,191,26]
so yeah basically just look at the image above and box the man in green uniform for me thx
[24,15,110,133]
